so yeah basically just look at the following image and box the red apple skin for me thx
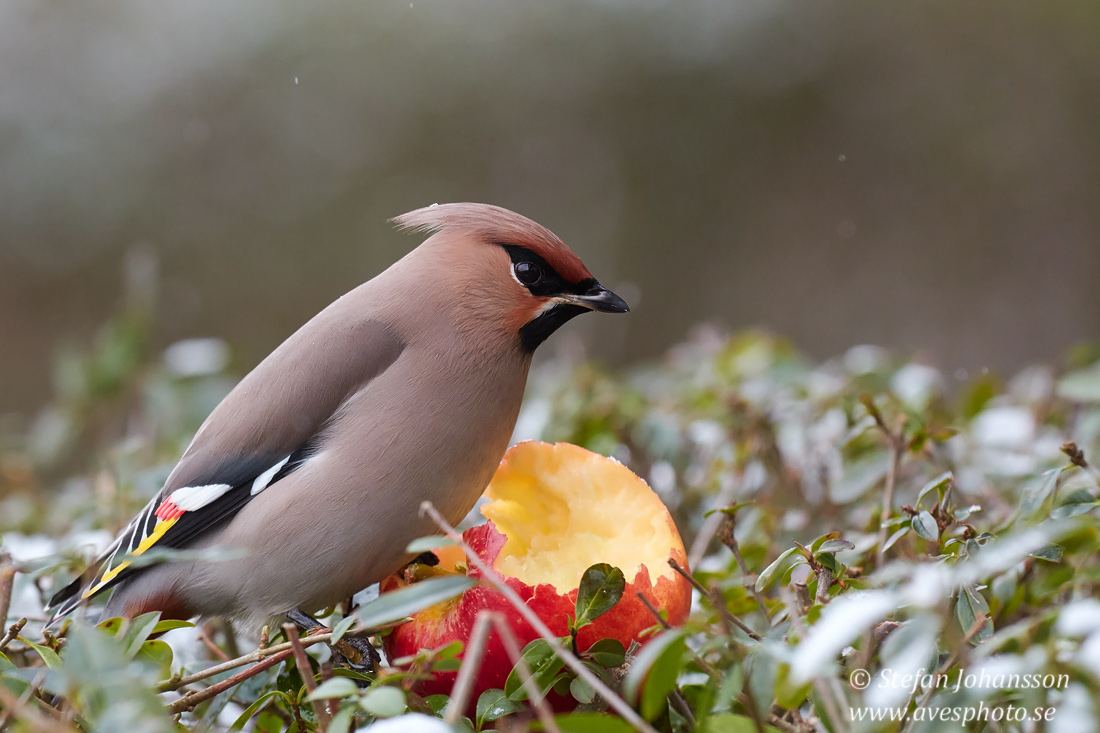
[382,520,692,708]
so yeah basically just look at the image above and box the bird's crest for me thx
[392,203,592,284]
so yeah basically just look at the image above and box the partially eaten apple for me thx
[381,441,692,707]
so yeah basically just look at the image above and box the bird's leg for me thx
[285,608,379,676]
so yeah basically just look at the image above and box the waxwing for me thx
[46,203,628,640]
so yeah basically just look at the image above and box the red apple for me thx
[381,441,692,709]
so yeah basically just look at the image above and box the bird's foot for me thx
[330,634,380,675]
[285,608,379,678]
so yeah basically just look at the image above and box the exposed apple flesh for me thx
[381,441,692,707]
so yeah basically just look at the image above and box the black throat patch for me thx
[519,303,589,352]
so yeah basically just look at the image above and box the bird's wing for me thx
[46,316,404,623]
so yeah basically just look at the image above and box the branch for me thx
[0,618,27,653]
[445,610,560,731]
[284,624,331,732]
[489,613,561,733]
[443,611,494,724]
[0,555,15,628]
[667,557,761,641]
[166,649,293,715]
[156,624,392,693]
[715,515,770,620]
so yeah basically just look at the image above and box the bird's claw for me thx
[330,634,380,677]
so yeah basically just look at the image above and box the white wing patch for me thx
[251,455,291,495]
[168,483,233,511]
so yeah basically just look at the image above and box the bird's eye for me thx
[514,261,542,286]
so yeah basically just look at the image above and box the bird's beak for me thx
[559,284,630,313]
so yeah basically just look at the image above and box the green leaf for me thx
[809,532,839,552]
[330,614,357,645]
[357,575,475,628]
[916,471,953,509]
[911,511,939,541]
[1019,467,1065,520]
[954,504,981,521]
[405,535,457,554]
[703,501,755,519]
[1051,488,1100,518]
[120,611,163,658]
[151,619,195,635]
[623,628,687,721]
[230,690,294,731]
[359,685,406,717]
[96,616,123,635]
[570,675,596,704]
[1027,543,1065,562]
[882,526,909,553]
[955,585,992,642]
[476,688,519,727]
[18,638,62,669]
[327,708,357,733]
[774,662,812,710]
[700,713,784,732]
[755,547,799,593]
[543,712,635,733]
[575,564,626,625]
[815,539,854,554]
[308,677,358,700]
[431,640,465,671]
[505,638,566,701]
[136,639,174,679]
[584,638,626,668]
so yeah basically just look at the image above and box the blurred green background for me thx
[3,0,1100,418]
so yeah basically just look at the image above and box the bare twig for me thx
[0,617,27,652]
[865,406,904,676]
[444,611,494,724]
[635,594,700,726]
[490,613,561,733]
[637,591,718,679]
[445,610,560,731]
[868,401,904,570]
[166,649,294,714]
[0,555,15,628]
[667,557,761,641]
[285,624,331,732]
[793,582,811,616]
[197,624,231,661]
[716,516,771,619]
[814,566,834,604]
[901,614,987,733]
[421,501,658,733]
[156,623,395,693]
[667,688,696,726]
[766,712,804,733]
[780,586,847,731]
[636,591,671,631]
